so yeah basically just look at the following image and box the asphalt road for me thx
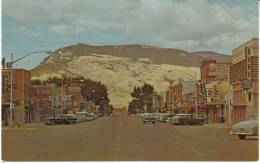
[2,114,258,161]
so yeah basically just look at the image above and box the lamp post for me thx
[7,50,51,126]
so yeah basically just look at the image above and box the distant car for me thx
[76,112,93,122]
[60,114,80,124]
[170,114,204,125]
[166,114,176,123]
[45,117,66,125]
[154,113,161,121]
[88,112,98,120]
[110,113,116,117]
[159,113,175,123]
[230,116,258,140]
[138,113,145,117]
[143,114,156,124]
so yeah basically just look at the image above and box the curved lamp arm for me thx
[11,50,52,64]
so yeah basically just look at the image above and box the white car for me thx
[230,116,258,140]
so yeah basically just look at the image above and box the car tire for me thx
[238,135,246,140]
[153,122,155,124]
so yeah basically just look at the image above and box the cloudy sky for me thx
[2,0,258,69]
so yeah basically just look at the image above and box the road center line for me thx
[113,117,123,161]
[189,148,207,158]
[174,142,185,146]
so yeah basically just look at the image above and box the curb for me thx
[2,123,44,130]
[203,124,231,129]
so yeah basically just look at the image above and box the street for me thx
[2,114,258,161]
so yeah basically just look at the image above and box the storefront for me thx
[233,105,246,124]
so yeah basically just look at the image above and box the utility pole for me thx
[9,53,13,126]
[169,84,171,113]
[7,50,51,125]
[227,67,231,126]
[195,71,198,118]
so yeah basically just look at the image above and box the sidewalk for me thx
[203,123,231,129]
[2,122,45,130]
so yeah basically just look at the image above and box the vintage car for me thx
[230,116,258,140]
[158,113,175,123]
[143,114,156,124]
[76,112,93,122]
[169,114,205,125]
[45,116,66,125]
[60,114,80,124]
[88,112,98,120]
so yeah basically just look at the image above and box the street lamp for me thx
[7,50,51,126]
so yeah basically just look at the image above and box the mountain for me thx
[189,51,231,63]
[31,43,231,107]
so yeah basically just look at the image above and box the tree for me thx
[141,83,154,95]
[2,57,5,68]
[80,79,109,105]
[128,83,155,113]
[31,79,43,86]
[128,99,142,114]
[131,86,142,99]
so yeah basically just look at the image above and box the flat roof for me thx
[233,37,258,51]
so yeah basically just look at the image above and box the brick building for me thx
[200,60,230,83]
[66,86,83,112]
[200,60,217,82]
[230,38,259,123]
[1,69,31,125]
[165,83,183,112]
[30,86,53,122]
[2,69,10,125]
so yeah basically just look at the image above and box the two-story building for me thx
[230,38,259,123]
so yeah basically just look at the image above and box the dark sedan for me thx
[45,117,66,125]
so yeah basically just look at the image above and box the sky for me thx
[2,0,259,69]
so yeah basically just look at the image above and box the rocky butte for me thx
[31,43,231,108]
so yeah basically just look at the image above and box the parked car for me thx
[76,112,93,122]
[138,113,145,117]
[60,114,80,124]
[166,114,176,123]
[88,112,98,120]
[143,114,156,124]
[230,116,258,140]
[45,116,66,125]
[170,114,204,125]
[154,113,161,121]
[159,113,175,123]
[110,113,116,117]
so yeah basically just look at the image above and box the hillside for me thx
[31,43,231,107]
